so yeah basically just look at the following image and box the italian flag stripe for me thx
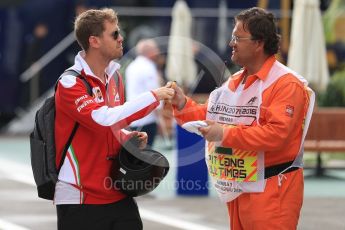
[66,153,79,186]
[68,145,81,186]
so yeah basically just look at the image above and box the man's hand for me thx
[166,81,186,110]
[128,131,148,149]
[136,131,148,149]
[199,120,224,142]
[152,87,175,101]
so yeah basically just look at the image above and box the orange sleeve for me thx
[173,97,208,125]
[221,75,307,152]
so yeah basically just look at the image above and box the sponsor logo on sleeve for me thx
[285,105,294,117]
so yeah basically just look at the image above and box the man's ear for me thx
[255,40,264,53]
[89,36,101,49]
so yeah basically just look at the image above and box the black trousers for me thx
[56,197,142,230]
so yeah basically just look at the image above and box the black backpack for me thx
[30,70,92,200]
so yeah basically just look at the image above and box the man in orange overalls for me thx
[169,7,314,230]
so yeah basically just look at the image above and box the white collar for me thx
[71,51,121,79]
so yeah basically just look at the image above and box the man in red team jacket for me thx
[54,8,174,230]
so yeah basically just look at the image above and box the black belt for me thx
[264,161,300,179]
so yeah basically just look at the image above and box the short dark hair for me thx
[74,8,118,51]
[235,7,280,55]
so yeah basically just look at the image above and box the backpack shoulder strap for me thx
[57,69,93,172]
[55,69,92,95]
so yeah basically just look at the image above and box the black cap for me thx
[114,136,169,197]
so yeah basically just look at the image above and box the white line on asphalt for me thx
[139,208,217,230]
[0,158,217,230]
[0,158,35,186]
[0,218,30,230]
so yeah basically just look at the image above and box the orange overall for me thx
[174,56,310,230]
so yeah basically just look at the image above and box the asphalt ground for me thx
[0,136,345,230]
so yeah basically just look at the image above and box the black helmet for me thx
[113,137,169,197]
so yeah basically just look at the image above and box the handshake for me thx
[153,81,224,142]
[152,81,187,110]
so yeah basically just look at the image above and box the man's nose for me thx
[118,34,124,42]
[228,39,235,47]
